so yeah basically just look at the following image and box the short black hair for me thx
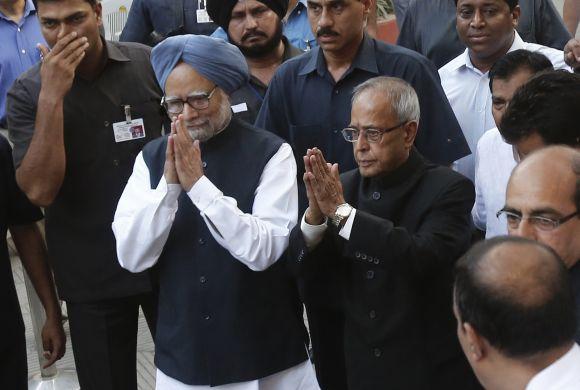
[454,0,519,11]
[37,0,98,6]
[454,236,577,359]
[488,49,553,92]
[499,71,580,146]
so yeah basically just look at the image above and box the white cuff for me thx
[300,212,327,249]
[187,175,223,212]
[338,209,356,240]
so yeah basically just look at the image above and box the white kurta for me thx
[112,142,320,390]
[439,32,569,182]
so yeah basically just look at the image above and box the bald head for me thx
[504,146,580,266]
[454,236,576,358]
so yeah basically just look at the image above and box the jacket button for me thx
[367,256,374,263]
[373,348,382,357]
[355,251,361,259]
[112,159,119,166]
[104,121,110,127]
[372,191,381,200]
[361,253,367,260]
[199,276,206,284]
[203,314,210,320]
[374,258,380,265]
[202,161,207,168]
[369,310,376,319]
[366,270,375,280]
[198,238,205,245]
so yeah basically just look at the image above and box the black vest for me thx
[142,119,308,386]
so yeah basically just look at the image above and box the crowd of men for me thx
[0,0,579,389]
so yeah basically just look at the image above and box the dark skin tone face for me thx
[456,0,520,72]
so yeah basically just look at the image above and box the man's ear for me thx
[511,5,521,29]
[403,120,418,149]
[361,0,373,16]
[463,322,485,361]
[95,2,103,27]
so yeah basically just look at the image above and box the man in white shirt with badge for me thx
[439,0,569,182]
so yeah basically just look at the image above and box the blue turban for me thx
[151,35,249,95]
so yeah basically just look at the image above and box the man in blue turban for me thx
[113,34,320,389]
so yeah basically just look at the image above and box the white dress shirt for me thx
[439,32,569,182]
[526,343,580,390]
[112,142,320,389]
[472,127,518,238]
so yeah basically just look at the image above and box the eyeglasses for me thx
[341,122,407,143]
[496,209,579,232]
[162,86,217,115]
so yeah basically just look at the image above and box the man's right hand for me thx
[164,122,179,184]
[38,32,89,99]
[304,149,325,225]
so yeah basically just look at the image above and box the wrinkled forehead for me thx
[165,63,213,96]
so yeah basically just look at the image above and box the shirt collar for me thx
[298,34,378,77]
[105,40,131,63]
[526,344,580,390]
[0,0,36,22]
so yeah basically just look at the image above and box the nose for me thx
[511,218,538,241]
[244,14,258,30]
[354,132,370,153]
[57,23,74,39]
[470,9,486,28]
[318,7,333,29]
[181,102,200,122]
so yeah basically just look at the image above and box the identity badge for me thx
[112,118,146,143]
[196,0,212,23]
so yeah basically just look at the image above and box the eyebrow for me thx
[40,11,86,23]
[501,206,565,217]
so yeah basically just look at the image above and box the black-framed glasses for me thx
[161,85,217,115]
[496,209,579,232]
[341,121,407,143]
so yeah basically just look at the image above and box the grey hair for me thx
[352,77,420,123]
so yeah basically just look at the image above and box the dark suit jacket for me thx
[288,150,480,390]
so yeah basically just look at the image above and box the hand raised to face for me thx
[171,115,205,192]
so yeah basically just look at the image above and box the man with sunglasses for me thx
[286,76,479,389]
[502,146,580,343]
[113,35,319,389]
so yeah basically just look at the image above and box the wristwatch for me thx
[331,203,353,228]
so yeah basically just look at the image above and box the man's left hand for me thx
[41,315,66,368]
[173,115,204,192]
[307,148,345,217]
[564,38,580,70]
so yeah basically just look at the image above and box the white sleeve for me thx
[300,212,328,249]
[187,143,298,271]
[472,140,487,231]
[112,152,181,273]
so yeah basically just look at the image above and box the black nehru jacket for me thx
[142,118,308,386]
[288,149,481,390]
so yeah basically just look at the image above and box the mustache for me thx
[242,31,268,41]
[316,27,339,37]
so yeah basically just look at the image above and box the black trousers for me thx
[1,329,27,390]
[66,292,157,390]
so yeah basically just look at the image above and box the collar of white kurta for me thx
[526,343,580,390]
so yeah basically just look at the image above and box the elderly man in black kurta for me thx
[288,77,480,389]
[5,1,164,388]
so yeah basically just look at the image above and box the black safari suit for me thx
[288,150,481,390]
